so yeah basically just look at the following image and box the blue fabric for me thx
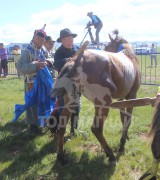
[12,66,56,126]
[118,44,124,52]
[91,15,99,24]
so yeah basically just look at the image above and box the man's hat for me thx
[45,36,55,42]
[0,43,4,46]
[87,12,93,16]
[57,28,77,42]
[34,24,47,38]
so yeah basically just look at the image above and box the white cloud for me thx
[0,0,160,45]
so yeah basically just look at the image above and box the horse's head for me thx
[50,62,76,99]
[48,62,79,134]
[105,34,136,59]
[104,33,119,52]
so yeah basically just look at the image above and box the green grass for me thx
[0,77,159,179]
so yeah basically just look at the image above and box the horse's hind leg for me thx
[119,107,133,152]
[91,101,116,164]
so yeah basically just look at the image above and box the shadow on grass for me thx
[0,121,57,179]
[45,151,116,180]
[0,121,26,135]
[0,122,122,179]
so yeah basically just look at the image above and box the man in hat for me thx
[17,25,47,135]
[54,28,80,135]
[87,12,103,45]
[43,36,56,78]
[110,28,128,52]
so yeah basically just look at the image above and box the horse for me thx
[139,100,160,180]
[104,33,128,53]
[48,41,141,165]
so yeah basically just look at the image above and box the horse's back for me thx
[81,49,140,99]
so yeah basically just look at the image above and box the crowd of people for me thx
[0,11,160,180]
[10,24,82,136]
[0,11,159,133]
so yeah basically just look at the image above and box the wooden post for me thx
[110,97,156,109]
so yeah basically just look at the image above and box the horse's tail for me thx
[149,102,160,138]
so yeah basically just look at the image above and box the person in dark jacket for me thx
[54,28,80,135]
[87,12,103,45]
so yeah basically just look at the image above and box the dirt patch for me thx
[130,169,142,180]
[138,132,149,141]
[82,144,102,153]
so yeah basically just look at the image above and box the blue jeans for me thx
[95,22,103,44]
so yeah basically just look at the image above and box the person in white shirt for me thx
[12,45,21,78]
[150,43,157,66]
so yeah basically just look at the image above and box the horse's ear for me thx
[108,33,113,42]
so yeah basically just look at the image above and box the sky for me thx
[0,0,159,45]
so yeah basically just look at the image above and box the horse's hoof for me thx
[57,153,68,165]
[139,170,156,180]
[108,157,117,166]
[109,160,117,166]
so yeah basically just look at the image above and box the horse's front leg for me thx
[56,107,71,164]
[56,94,72,165]
[91,99,116,165]
[119,107,133,152]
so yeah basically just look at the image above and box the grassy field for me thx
[0,76,160,180]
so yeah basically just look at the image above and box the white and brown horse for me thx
[48,42,141,165]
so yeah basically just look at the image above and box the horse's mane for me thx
[122,44,137,60]
[58,61,75,79]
